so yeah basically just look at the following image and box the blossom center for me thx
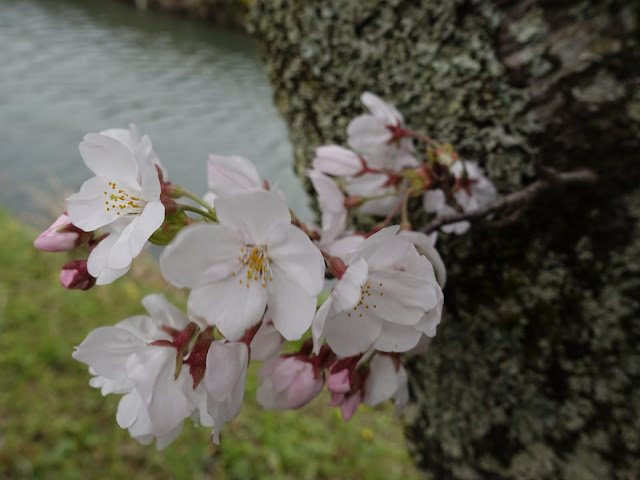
[103,181,146,216]
[233,245,272,289]
[346,281,382,318]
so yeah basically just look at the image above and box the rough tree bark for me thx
[248,1,640,478]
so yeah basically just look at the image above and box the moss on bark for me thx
[249,0,640,478]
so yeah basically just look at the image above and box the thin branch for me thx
[419,169,598,234]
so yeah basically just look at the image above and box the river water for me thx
[0,0,312,225]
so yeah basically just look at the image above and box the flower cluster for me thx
[35,93,497,448]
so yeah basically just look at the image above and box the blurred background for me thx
[0,1,420,478]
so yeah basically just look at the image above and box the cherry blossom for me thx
[313,226,443,357]
[160,190,325,341]
[66,124,165,284]
[346,92,416,169]
[73,294,195,447]
[423,160,497,234]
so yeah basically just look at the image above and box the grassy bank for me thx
[0,208,420,479]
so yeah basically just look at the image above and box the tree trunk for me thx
[248,1,640,478]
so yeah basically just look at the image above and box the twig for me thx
[419,169,598,234]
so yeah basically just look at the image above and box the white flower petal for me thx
[207,154,263,195]
[188,276,267,341]
[399,230,447,288]
[373,322,422,352]
[126,348,190,436]
[267,224,325,296]
[250,315,284,361]
[108,200,164,270]
[72,326,146,379]
[311,297,332,354]
[347,115,392,153]
[215,191,291,245]
[142,294,190,331]
[332,257,368,311]
[423,189,446,213]
[361,92,403,125]
[363,355,401,406]
[367,268,438,326]
[79,133,139,188]
[160,223,243,288]
[312,145,363,177]
[266,269,318,341]
[324,310,382,357]
[67,176,120,231]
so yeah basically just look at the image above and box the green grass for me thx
[0,208,420,479]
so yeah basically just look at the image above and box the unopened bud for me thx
[60,260,96,291]
[160,196,178,215]
[34,214,84,252]
[325,254,347,279]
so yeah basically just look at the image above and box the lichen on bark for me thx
[248,0,640,478]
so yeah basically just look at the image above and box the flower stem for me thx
[180,190,218,220]
[400,128,442,149]
[179,205,218,222]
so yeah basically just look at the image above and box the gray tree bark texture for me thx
[248,1,640,478]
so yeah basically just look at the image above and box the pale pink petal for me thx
[139,154,161,201]
[116,391,145,429]
[322,233,365,259]
[142,294,190,331]
[126,348,190,436]
[250,316,284,361]
[215,191,291,245]
[266,268,317,340]
[331,257,368,311]
[399,230,447,288]
[340,391,362,421]
[108,200,164,269]
[188,276,267,340]
[361,92,403,125]
[267,224,325,296]
[160,223,243,288]
[423,189,446,213]
[367,268,439,326]
[346,173,401,216]
[324,310,382,357]
[312,145,363,177]
[207,154,262,195]
[72,326,146,379]
[373,322,422,352]
[67,176,120,231]
[362,355,400,406]
[79,133,139,188]
[87,234,130,285]
[33,214,79,252]
[347,115,392,153]
[311,297,332,354]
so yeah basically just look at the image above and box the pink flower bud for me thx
[340,391,362,421]
[34,214,83,252]
[327,361,354,395]
[257,356,324,410]
[60,260,96,290]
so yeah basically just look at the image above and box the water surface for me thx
[0,0,312,224]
